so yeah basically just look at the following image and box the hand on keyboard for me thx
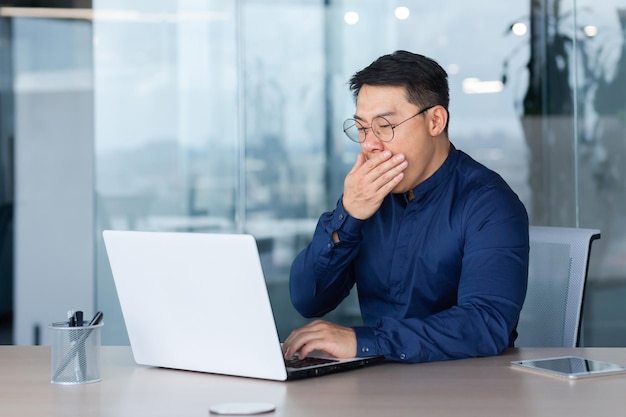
[285,356,338,369]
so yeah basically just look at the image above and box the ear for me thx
[428,105,448,136]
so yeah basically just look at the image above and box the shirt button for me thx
[338,214,344,220]
[327,242,332,248]
[362,347,369,353]
[400,353,406,360]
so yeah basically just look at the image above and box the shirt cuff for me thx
[326,200,365,242]
[353,326,379,357]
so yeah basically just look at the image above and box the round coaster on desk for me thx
[209,402,276,415]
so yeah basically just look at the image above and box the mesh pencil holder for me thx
[49,321,103,384]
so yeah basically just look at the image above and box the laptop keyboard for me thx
[285,357,339,369]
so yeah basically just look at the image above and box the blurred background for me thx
[1,0,625,346]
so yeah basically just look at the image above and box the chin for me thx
[391,184,410,194]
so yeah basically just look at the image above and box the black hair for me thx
[349,50,450,115]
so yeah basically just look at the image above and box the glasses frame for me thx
[343,104,437,144]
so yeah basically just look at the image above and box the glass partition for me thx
[94,1,240,343]
[573,1,626,344]
[88,0,626,345]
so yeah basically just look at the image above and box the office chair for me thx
[516,226,601,347]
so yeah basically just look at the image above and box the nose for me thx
[361,130,385,153]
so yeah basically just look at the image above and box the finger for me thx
[282,320,329,359]
[347,152,401,193]
[296,339,322,360]
[356,154,404,192]
[371,159,407,193]
[283,329,317,359]
[342,153,405,220]
[290,330,328,360]
[282,330,302,357]
[361,151,392,173]
[281,321,318,358]
[371,153,406,180]
[348,152,367,174]
[294,323,355,359]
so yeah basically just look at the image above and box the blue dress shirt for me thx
[289,144,529,363]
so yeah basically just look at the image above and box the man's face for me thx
[354,84,443,193]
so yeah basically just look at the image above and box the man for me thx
[281,50,529,363]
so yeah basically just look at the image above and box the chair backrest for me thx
[516,226,601,347]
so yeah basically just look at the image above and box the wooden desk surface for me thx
[2,346,626,417]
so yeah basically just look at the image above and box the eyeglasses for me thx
[342,105,436,143]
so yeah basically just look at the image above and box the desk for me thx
[1,346,626,416]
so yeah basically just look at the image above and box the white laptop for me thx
[102,230,383,381]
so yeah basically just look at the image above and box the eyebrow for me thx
[354,111,396,122]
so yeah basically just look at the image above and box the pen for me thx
[67,310,76,327]
[66,310,80,380]
[74,311,85,380]
[75,311,84,327]
[87,311,104,326]
[53,311,104,381]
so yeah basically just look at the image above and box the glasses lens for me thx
[372,117,393,142]
[343,119,363,143]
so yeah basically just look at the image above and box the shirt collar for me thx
[406,142,458,203]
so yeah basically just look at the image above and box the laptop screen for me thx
[103,230,289,380]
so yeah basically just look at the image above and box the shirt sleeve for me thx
[289,199,365,318]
